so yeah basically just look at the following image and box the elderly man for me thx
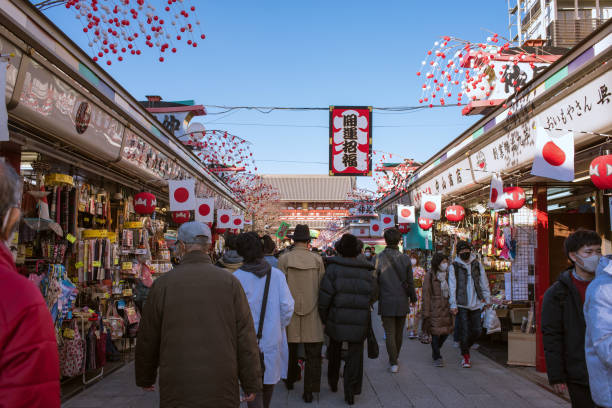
[136,221,262,407]
[0,161,60,407]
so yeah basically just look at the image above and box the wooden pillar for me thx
[533,184,549,373]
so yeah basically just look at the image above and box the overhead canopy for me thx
[262,174,355,202]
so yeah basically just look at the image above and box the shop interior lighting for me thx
[547,204,567,211]
[547,190,573,200]
[573,176,592,183]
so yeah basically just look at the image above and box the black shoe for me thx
[302,392,313,403]
[329,382,338,393]
[345,394,355,405]
[283,379,294,390]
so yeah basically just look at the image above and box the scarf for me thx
[240,258,271,278]
[437,271,449,298]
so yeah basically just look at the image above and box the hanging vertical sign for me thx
[0,61,8,142]
[329,106,372,176]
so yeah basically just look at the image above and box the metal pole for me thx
[534,184,549,373]
[517,0,523,44]
[575,0,579,20]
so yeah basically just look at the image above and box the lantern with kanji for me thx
[418,217,434,230]
[134,192,157,215]
[589,153,612,194]
[171,211,191,224]
[398,224,410,234]
[445,205,465,222]
[503,186,526,210]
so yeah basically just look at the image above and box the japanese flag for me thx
[397,205,415,224]
[244,218,253,225]
[217,209,233,229]
[370,220,384,237]
[195,198,215,223]
[488,174,506,209]
[420,194,441,220]
[380,214,395,229]
[169,179,196,211]
[531,121,574,182]
[231,214,245,230]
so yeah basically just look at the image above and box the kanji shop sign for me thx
[329,106,372,176]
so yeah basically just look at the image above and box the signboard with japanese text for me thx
[329,106,372,176]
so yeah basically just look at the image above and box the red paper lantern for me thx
[134,192,157,215]
[398,224,410,233]
[589,154,612,190]
[503,186,526,210]
[445,205,465,222]
[418,217,433,230]
[171,210,191,224]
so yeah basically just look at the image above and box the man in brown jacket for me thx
[136,222,262,407]
[278,224,325,403]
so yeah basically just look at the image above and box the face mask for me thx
[365,251,371,257]
[439,262,449,272]
[459,252,471,262]
[575,254,601,273]
[411,258,417,266]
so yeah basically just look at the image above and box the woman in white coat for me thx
[234,232,295,408]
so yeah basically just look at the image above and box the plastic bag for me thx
[483,308,501,335]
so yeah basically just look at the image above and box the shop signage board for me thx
[329,106,372,176]
[276,222,290,239]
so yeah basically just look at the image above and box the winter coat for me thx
[216,249,244,273]
[135,250,262,407]
[542,269,590,386]
[318,257,376,343]
[422,271,454,336]
[234,266,295,385]
[278,246,326,343]
[264,255,278,268]
[584,257,612,407]
[0,242,60,408]
[448,254,491,311]
[374,247,417,317]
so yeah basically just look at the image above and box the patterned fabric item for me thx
[59,320,84,377]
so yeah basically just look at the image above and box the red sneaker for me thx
[461,354,471,368]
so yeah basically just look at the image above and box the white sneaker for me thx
[390,365,399,374]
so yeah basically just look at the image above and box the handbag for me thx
[96,322,107,367]
[104,301,125,339]
[366,314,379,359]
[59,320,84,377]
[256,269,272,377]
[125,303,140,325]
[387,253,413,297]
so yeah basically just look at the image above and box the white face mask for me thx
[439,262,449,272]
[411,258,417,266]
[575,254,601,274]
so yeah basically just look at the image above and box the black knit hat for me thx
[456,241,471,253]
[292,224,311,242]
[337,234,360,258]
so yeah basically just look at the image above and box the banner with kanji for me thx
[329,106,372,176]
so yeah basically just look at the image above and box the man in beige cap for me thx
[278,224,325,403]
[136,221,262,407]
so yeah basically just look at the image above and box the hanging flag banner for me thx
[216,209,233,229]
[397,205,415,224]
[488,173,506,209]
[329,106,372,176]
[531,120,575,182]
[276,222,290,239]
[380,214,395,229]
[420,194,441,220]
[231,214,245,230]
[195,198,215,223]
[370,220,383,237]
[169,179,196,211]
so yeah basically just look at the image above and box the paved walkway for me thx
[63,313,570,408]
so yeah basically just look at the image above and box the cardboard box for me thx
[507,331,536,366]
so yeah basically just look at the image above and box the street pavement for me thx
[63,312,570,408]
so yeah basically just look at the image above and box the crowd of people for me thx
[0,156,611,407]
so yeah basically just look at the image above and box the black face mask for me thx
[459,252,471,262]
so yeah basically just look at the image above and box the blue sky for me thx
[42,1,509,191]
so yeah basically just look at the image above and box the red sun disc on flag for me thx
[401,208,411,218]
[174,187,189,203]
[490,188,498,202]
[372,224,380,232]
[234,218,242,226]
[542,141,566,166]
[424,201,436,212]
[383,216,392,224]
[198,204,211,216]
[220,214,230,223]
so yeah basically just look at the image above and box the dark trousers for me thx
[567,382,595,408]
[247,384,275,408]
[457,308,482,356]
[327,338,364,397]
[453,315,461,342]
[287,342,322,393]
[431,334,448,360]
[381,316,405,365]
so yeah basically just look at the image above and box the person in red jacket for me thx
[0,161,60,407]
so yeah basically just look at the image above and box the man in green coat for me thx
[136,222,262,407]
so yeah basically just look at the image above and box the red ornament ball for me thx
[418,217,433,230]
[502,186,526,210]
[590,154,612,190]
[172,211,191,224]
[445,205,465,222]
[134,192,157,215]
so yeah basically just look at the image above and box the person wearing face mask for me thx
[0,162,60,408]
[422,253,454,367]
[448,241,491,368]
[542,229,601,408]
[407,252,425,339]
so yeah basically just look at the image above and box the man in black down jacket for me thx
[319,234,375,406]
[542,229,601,408]
[374,228,417,374]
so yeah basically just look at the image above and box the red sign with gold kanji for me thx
[329,106,372,176]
